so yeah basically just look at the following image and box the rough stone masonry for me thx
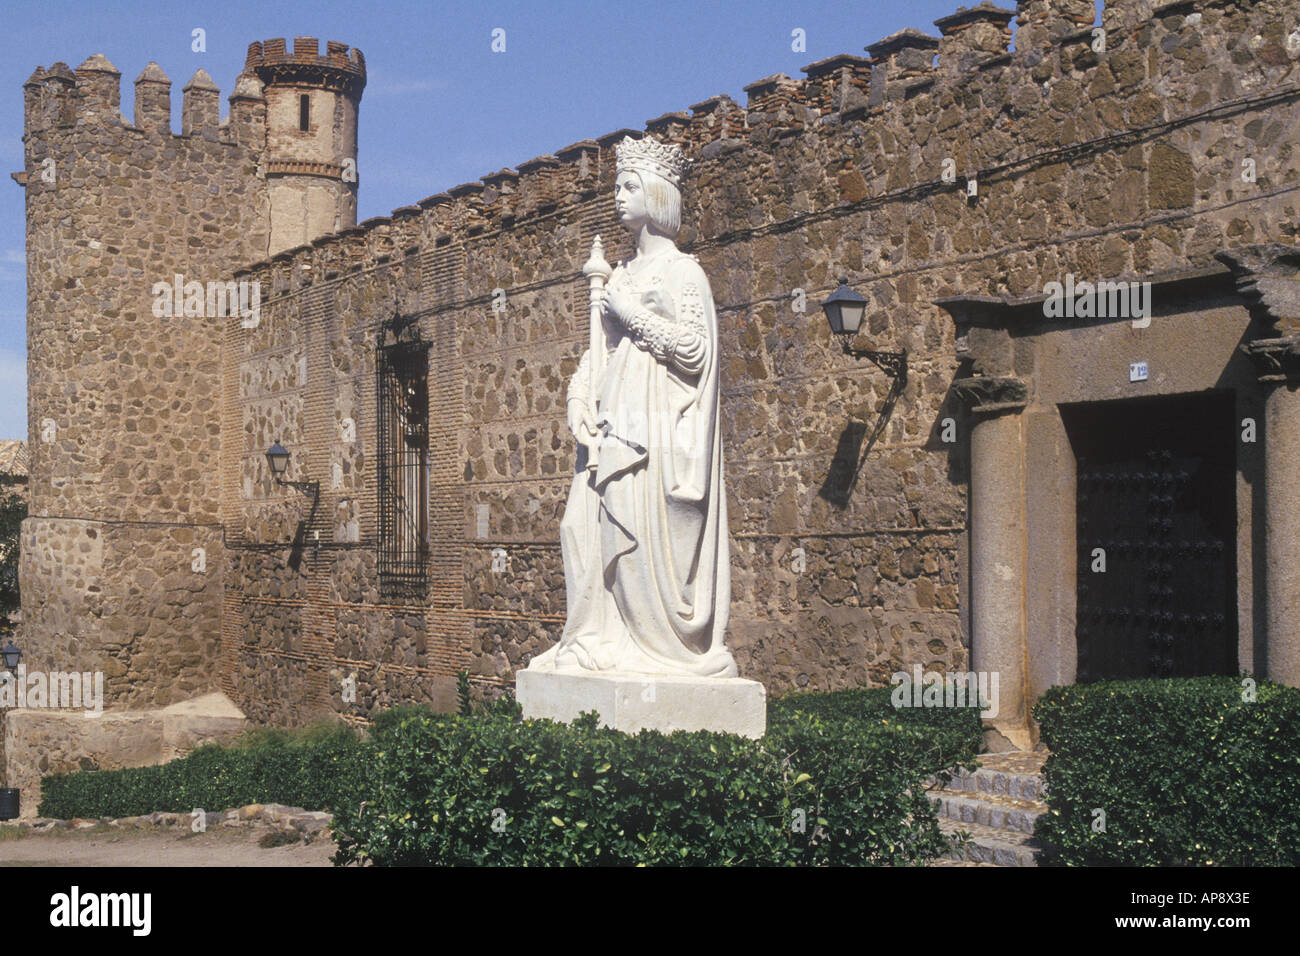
[9,0,1300,794]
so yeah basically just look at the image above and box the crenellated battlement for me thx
[867,28,941,106]
[934,3,1016,76]
[208,0,1300,724]
[21,53,269,146]
[276,0,1293,268]
[245,37,366,96]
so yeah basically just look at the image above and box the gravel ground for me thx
[0,823,338,867]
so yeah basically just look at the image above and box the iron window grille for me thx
[376,317,431,598]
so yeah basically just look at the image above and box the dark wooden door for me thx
[1063,392,1237,681]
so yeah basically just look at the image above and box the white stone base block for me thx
[516,668,766,739]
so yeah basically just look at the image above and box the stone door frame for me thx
[937,244,1300,750]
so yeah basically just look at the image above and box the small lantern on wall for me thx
[265,440,319,497]
[1,640,20,672]
[818,277,907,384]
[265,440,291,481]
[821,277,867,337]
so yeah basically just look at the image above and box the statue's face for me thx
[614,171,649,228]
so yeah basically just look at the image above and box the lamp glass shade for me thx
[821,279,867,336]
[265,440,290,477]
[1,642,20,670]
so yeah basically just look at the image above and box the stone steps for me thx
[928,789,1045,835]
[930,753,1049,867]
[938,818,1042,867]
[944,764,1046,803]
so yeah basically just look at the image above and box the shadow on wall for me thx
[817,370,906,508]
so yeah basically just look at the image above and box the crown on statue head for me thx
[615,136,689,189]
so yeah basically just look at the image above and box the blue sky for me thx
[0,0,1103,441]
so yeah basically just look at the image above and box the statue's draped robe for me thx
[530,251,737,677]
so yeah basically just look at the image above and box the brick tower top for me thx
[245,37,366,97]
[246,37,366,255]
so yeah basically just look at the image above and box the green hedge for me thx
[1033,676,1300,866]
[771,686,984,752]
[38,722,366,820]
[37,688,982,866]
[329,689,982,866]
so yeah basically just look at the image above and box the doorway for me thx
[1061,391,1237,681]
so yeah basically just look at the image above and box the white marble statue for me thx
[528,136,737,678]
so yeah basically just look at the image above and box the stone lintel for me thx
[940,264,1232,321]
[516,668,766,739]
[935,293,1005,321]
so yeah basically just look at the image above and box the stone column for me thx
[1023,405,1077,712]
[955,376,1031,751]
[1261,375,1300,684]
[1219,244,1300,687]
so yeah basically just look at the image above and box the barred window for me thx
[376,320,430,598]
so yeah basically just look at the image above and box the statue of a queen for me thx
[528,136,737,678]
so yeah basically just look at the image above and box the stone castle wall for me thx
[17,54,269,707]
[220,0,1300,725]
[17,35,366,713]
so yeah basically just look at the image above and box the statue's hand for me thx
[566,397,597,441]
[599,287,639,326]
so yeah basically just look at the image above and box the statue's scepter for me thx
[580,235,612,468]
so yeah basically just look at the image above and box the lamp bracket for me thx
[276,478,320,497]
[837,336,908,384]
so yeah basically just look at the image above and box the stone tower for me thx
[245,37,366,256]
[15,39,363,711]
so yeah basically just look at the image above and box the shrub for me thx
[1033,676,1300,866]
[0,480,26,625]
[771,686,984,756]
[38,688,982,867]
[38,720,365,820]
[329,689,981,867]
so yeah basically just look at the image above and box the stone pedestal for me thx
[516,668,766,739]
